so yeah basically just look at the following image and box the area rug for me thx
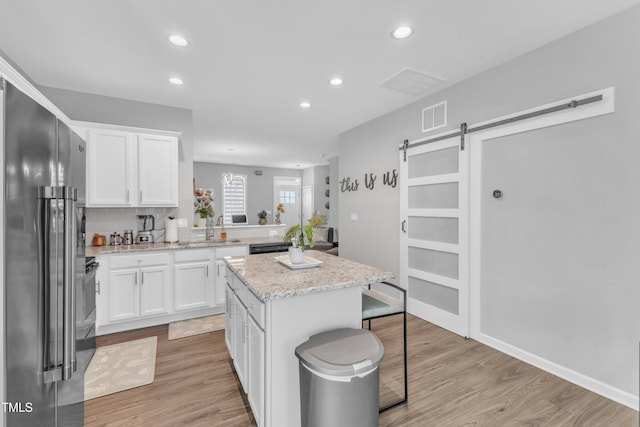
[168,314,225,340]
[84,336,157,401]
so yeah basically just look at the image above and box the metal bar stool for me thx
[362,281,407,412]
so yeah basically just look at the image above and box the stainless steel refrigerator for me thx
[3,79,89,426]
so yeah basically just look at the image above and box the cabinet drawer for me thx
[109,252,170,269]
[174,248,212,263]
[230,275,245,293]
[225,271,235,289]
[236,284,265,330]
[216,245,249,259]
[245,289,265,330]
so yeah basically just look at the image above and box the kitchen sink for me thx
[177,239,241,247]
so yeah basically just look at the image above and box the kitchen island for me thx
[224,250,394,427]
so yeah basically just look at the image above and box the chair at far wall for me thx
[362,281,407,412]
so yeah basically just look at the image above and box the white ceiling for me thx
[1,0,638,169]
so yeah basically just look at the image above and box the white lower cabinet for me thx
[174,249,214,311]
[95,245,248,335]
[108,254,170,323]
[215,260,227,306]
[225,269,265,427]
[225,283,234,355]
[232,292,249,390]
[247,315,265,427]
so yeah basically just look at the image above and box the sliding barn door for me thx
[400,136,469,337]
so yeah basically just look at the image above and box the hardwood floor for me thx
[86,315,638,426]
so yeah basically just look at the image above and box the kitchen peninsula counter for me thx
[223,251,394,427]
[224,250,394,301]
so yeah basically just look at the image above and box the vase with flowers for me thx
[275,203,285,224]
[283,212,327,263]
[257,210,268,225]
[194,188,214,228]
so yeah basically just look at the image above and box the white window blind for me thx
[222,174,247,224]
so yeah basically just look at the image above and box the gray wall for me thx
[338,6,640,400]
[328,156,339,233]
[313,166,330,222]
[194,162,301,225]
[39,86,194,222]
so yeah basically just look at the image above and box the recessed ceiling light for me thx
[169,35,189,47]
[169,77,184,86]
[392,25,413,39]
[300,101,311,108]
[329,77,343,86]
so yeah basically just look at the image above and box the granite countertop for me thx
[224,250,395,302]
[86,235,284,257]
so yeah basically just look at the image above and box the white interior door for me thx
[465,88,639,408]
[302,185,313,223]
[273,176,301,227]
[400,135,469,337]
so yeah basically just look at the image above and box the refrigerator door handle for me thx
[61,186,78,380]
[38,186,62,384]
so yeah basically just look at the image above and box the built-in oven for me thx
[80,256,98,353]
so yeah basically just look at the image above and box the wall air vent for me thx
[378,67,445,96]
[422,101,447,133]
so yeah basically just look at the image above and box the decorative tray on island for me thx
[275,255,323,270]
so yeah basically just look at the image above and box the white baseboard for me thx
[475,331,639,411]
[97,306,224,336]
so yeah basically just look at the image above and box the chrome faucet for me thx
[205,216,215,240]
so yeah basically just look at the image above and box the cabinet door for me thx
[233,294,248,391]
[137,134,178,206]
[86,128,135,206]
[215,260,227,306]
[109,268,140,322]
[140,266,170,317]
[174,262,211,311]
[247,316,265,427]
[225,284,234,356]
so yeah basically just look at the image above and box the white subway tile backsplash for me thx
[85,207,177,245]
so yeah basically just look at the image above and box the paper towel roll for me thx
[165,217,178,243]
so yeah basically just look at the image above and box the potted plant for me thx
[283,213,327,263]
[257,210,268,225]
[275,203,285,224]
[194,188,214,227]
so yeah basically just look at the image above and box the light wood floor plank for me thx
[85,315,637,426]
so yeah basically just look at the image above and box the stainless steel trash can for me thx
[295,328,385,427]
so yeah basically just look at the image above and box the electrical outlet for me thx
[177,218,188,228]
[350,213,358,221]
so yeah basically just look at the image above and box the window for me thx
[279,190,296,204]
[222,174,247,224]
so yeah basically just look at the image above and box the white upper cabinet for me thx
[74,122,180,208]
[137,133,178,206]
[86,128,136,206]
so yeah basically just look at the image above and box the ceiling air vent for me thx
[422,101,447,133]
[378,67,445,96]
